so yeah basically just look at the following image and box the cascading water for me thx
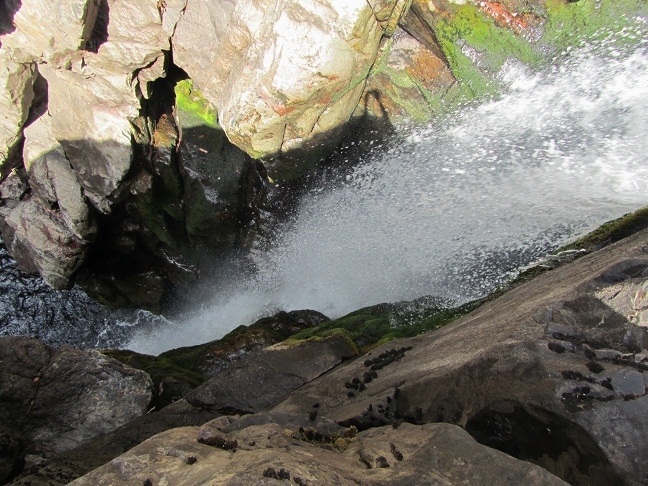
[126,24,648,354]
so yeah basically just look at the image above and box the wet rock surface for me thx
[105,309,329,410]
[0,238,167,349]
[161,309,330,377]
[186,334,357,414]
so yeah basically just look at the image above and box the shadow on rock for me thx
[0,0,20,37]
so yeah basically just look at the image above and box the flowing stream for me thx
[127,25,648,354]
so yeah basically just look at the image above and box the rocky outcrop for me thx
[173,1,393,174]
[0,336,153,483]
[272,228,648,485]
[11,399,217,486]
[68,412,567,486]
[105,309,329,409]
[160,309,330,376]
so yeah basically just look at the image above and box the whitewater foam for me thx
[128,25,648,354]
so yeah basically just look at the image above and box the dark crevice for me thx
[83,0,109,53]
[399,4,449,69]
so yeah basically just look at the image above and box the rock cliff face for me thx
[1,0,598,308]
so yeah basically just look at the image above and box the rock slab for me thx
[68,413,567,485]
[0,335,153,481]
[271,229,648,485]
[186,334,357,413]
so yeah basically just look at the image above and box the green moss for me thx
[542,0,648,50]
[174,79,219,128]
[103,349,208,388]
[289,299,482,353]
[423,0,646,106]
[433,4,541,100]
[558,207,648,253]
[284,329,360,356]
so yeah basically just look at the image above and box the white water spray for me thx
[128,26,648,355]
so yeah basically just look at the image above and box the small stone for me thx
[587,361,605,374]
[595,349,622,361]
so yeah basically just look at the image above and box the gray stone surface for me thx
[0,336,153,458]
[186,335,357,413]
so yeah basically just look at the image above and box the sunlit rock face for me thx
[0,50,34,175]
[172,0,407,177]
[0,0,174,290]
[0,0,100,63]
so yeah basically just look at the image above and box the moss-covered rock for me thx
[541,0,648,50]
[289,297,482,353]
[367,0,648,124]
[173,78,269,252]
[174,79,219,129]
[361,30,457,122]
[106,309,330,409]
[103,349,207,410]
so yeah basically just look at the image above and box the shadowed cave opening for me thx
[465,403,623,485]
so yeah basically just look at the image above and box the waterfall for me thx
[126,24,648,354]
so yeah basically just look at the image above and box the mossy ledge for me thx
[174,79,219,128]
[496,206,648,292]
[287,297,483,353]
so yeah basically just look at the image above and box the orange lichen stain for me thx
[259,87,296,116]
[318,93,332,105]
[271,104,296,116]
[478,1,528,34]
[407,50,455,89]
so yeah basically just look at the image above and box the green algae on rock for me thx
[541,0,648,50]
[174,79,219,129]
